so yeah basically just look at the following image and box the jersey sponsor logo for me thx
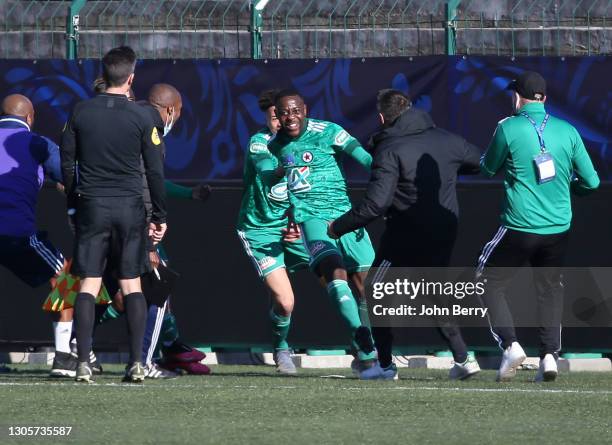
[309,241,326,255]
[258,256,277,270]
[287,166,311,193]
[249,142,268,154]
[151,127,161,146]
[334,130,350,146]
[302,151,313,163]
[268,181,289,202]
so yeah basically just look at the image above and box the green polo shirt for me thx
[481,102,600,234]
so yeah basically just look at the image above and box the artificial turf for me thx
[1,364,611,445]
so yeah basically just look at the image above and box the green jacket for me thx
[481,102,600,234]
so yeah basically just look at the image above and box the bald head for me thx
[148,83,181,109]
[2,94,34,125]
[148,83,182,131]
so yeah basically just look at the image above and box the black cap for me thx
[506,71,546,100]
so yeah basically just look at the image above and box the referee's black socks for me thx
[74,293,96,363]
[124,292,147,365]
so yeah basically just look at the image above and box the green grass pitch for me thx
[1,364,611,444]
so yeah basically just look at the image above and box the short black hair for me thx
[274,88,304,106]
[377,89,411,124]
[102,46,137,87]
[258,89,280,111]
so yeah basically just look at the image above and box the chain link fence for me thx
[0,0,610,59]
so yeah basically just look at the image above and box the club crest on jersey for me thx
[259,256,277,270]
[334,130,350,146]
[268,182,289,202]
[302,151,313,163]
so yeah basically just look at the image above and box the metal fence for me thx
[0,0,610,59]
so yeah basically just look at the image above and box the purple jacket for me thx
[0,116,61,237]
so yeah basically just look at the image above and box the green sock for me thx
[98,304,121,324]
[327,280,376,361]
[357,298,371,329]
[270,309,291,351]
[160,312,180,347]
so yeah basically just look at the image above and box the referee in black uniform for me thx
[60,46,167,383]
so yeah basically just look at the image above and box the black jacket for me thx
[333,108,480,237]
[137,101,166,223]
[60,93,167,223]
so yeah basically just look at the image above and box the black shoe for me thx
[354,326,375,354]
[89,351,103,374]
[50,351,78,378]
[75,361,94,383]
[122,362,145,383]
[71,340,103,374]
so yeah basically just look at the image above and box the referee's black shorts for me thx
[73,195,149,279]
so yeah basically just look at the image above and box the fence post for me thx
[250,0,268,59]
[445,0,460,55]
[66,0,87,59]
[444,0,461,56]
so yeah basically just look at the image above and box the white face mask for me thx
[163,108,174,137]
[511,92,521,114]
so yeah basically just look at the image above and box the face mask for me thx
[511,93,521,114]
[163,108,174,137]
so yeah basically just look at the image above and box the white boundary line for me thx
[0,381,611,395]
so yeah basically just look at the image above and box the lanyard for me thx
[520,112,549,153]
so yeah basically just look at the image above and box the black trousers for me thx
[371,222,469,367]
[477,227,569,358]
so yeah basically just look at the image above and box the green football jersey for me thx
[237,128,290,230]
[268,119,366,223]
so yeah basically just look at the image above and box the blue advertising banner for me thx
[1,56,610,181]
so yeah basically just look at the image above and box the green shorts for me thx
[237,228,310,279]
[299,218,374,273]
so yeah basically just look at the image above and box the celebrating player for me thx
[236,89,311,374]
[269,89,395,380]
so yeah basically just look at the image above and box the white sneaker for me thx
[144,363,178,379]
[273,349,297,375]
[449,356,481,380]
[496,342,526,382]
[535,354,558,382]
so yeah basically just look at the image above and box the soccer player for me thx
[236,89,311,374]
[0,94,67,371]
[269,89,395,380]
[61,46,167,383]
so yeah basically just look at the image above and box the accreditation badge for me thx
[533,152,556,184]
